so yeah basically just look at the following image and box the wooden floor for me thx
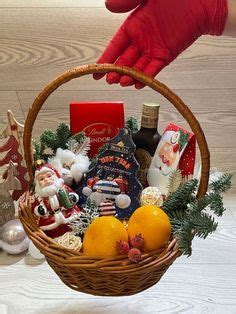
[0,1,236,313]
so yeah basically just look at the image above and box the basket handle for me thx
[23,63,210,197]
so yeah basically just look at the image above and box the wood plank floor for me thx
[0,1,236,313]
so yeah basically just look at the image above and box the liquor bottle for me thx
[132,103,161,186]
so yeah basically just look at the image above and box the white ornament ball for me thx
[0,219,29,254]
[115,194,131,209]
[28,240,45,260]
[82,186,92,196]
[140,186,163,207]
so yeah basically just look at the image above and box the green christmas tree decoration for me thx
[125,116,139,133]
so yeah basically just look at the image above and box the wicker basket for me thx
[19,64,210,296]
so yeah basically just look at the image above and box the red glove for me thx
[105,0,143,13]
[94,0,228,89]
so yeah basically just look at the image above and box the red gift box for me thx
[70,102,124,157]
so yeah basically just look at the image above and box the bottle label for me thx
[141,116,158,129]
[134,148,152,186]
[141,104,159,128]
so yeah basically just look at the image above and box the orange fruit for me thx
[128,205,171,252]
[83,216,128,258]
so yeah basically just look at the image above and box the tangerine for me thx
[127,205,171,252]
[83,216,128,258]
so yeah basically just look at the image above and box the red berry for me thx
[130,234,144,250]
[128,248,142,263]
[116,240,130,255]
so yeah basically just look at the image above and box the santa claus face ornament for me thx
[148,123,196,195]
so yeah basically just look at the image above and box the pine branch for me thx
[209,193,225,216]
[32,139,47,161]
[189,191,225,216]
[162,179,198,215]
[33,139,41,161]
[56,123,71,149]
[209,173,232,193]
[175,223,194,256]
[163,173,232,256]
[187,211,218,239]
[40,130,58,153]
[72,131,86,144]
[125,116,139,133]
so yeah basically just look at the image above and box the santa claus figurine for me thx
[32,161,81,238]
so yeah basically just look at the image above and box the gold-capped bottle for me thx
[132,103,161,186]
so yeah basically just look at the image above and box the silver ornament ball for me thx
[0,219,29,254]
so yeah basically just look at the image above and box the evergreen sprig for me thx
[163,174,232,256]
[176,223,194,256]
[162,179,198,215]
[209,173,232,193]
[33,122,86,162]
[187,210,218,239]
[125,116,139,133]
[32,139,47,161]
[40,129,58,153]
[56,123,71,150]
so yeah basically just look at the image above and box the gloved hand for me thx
[105,0,143,13]
[94,0,228,89]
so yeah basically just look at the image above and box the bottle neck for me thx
[140,114,159,129]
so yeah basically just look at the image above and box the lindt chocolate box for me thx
[70,102,125,157]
